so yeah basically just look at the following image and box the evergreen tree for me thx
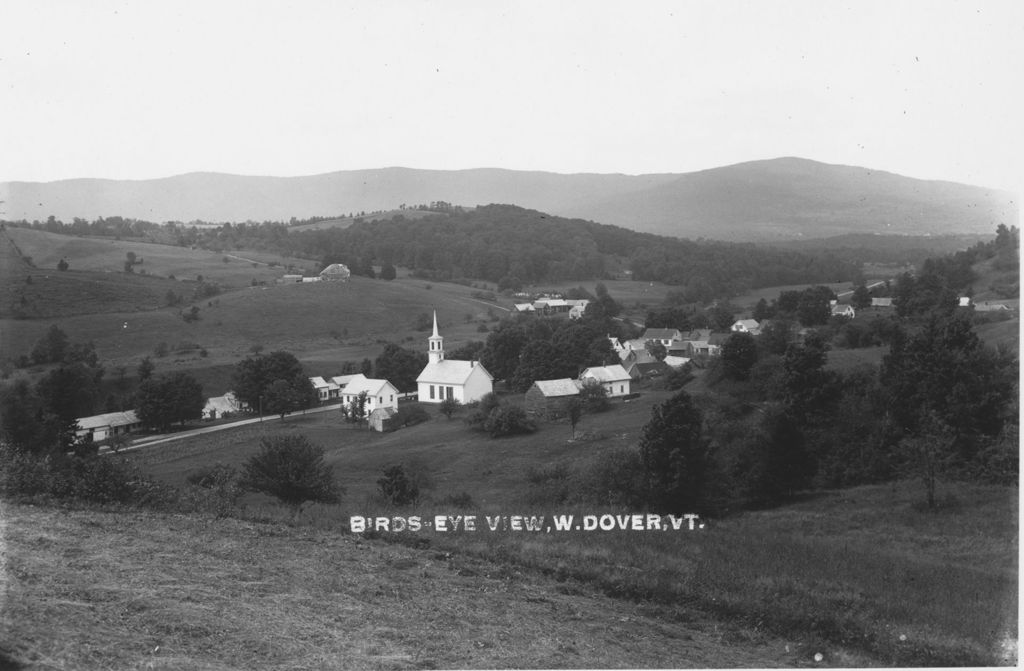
[639,390,713,513]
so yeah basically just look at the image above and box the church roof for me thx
[417,359,493,385]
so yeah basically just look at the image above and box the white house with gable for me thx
[340,376,399,417]
[579,364,631,397]
[416,311,494,403]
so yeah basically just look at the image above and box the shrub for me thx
[484,405,537,438]
[396,403,430,427]
[377,464,420,506]
[240,435,341,514]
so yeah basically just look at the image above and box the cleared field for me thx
[2,273,512,396]
[2,500,808,670]
[729,282,856,313]
[124,395,1018,667]
[5,226,314,288]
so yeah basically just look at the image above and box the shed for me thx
[368,406,400,432]
[524,378,582,419]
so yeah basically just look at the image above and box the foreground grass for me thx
[1,500,812,670]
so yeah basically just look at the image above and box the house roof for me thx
[309,376,330,389]
[76,410,140,431]
[831,304,854,314]
[342,377,398,397]
[514,303,536,312]
[664,355,691,369]
[417,359,493,385]
[331,374,364,387]
[642,328,680,340]
[732,319,760,330]
[203,392,241,415]
[635,361,672,376]
[871,297,893,307]
[319,263,350,276]
[532,378,582,397]
[624,338,647,351]
[580,364,630,383]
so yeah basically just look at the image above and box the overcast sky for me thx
[2,1,1021,191]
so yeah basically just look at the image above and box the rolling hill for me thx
[3,158,1016,241]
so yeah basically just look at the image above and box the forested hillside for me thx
[5,205,861,299]
[288,205,859,298]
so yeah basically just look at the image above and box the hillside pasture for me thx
[2,274,513,396]
[729,281,856,313]
[4,227,313,288]
[288,208,438,232]
[124,390,1018,667]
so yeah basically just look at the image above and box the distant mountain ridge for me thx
[1,158,1016,241]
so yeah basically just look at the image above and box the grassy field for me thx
[1,266,513,395]
[5,226,316,287]
[120,391,1019,667]
[1,500,808,670]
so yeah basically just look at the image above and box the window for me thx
[430,385,435,400]
[446,386,454,400]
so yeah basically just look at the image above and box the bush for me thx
[377,464,420,506]
[0,447,172,507]
[396,403,430,427]
[240,435,341,513]
[484,405,537,438]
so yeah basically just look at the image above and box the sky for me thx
[1,1,1022,191]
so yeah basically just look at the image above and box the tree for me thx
[510,340,561,392]
[136,372,205,431]
[232,350,314,413]
[851,284,872,310]
[644,340,668,362]
[56,258,69,271]
[734,405,815,506]
[567,397,583,439]
[0,379,57,454]
[484,405,537,437]
[240,435,341,517]
[263,378,306,420]
[578,379,610,413]
[721,331,758,380]
[346,391,369,425]
[897,413,957,509]
[137,356,155,382]
[31,324,69,364]
[438,397,461,420]
[639,390,713,513]
[377,464,419,505]
[481,321,531,381]
[594,283,621,318]
[379,263,397,280]
[373,344,427,392]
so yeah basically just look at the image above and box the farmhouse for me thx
[871,297,893,307]
[830,305,856,318]
[340,376,399,417]
[319,263,351,281]
[75,410,142,442]
[579,364,631,397]
[202,392,241,420]
[524,378,582,419]
[416,312,494,403]
[513,303,536,313]
[641,328,682,346]
[309,376,340,404]
[730,319,761,334]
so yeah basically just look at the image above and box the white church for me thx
[416,312,494,404]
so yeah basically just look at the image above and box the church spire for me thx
[428,310,444,363]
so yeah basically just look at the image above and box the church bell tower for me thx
[428,311,445,364]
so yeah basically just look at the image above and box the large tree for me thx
[373,343,427,392]
[638,390,714,513]
[136,372,205,431]
[721,331,758,380]
[240,435,341,516]
[232,350,314,413]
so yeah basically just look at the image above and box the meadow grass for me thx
[126,393,1017,666]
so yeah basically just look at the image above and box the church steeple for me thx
[428,310,444,363]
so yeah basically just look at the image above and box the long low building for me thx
[75,410,142,442]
